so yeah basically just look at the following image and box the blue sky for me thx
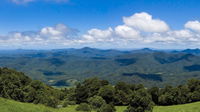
[0,0,200,49]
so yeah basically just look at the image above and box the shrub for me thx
[98,85,115,104]
[97,104,116,112]
[126,89,153,112]
[76,103,91,112]
[63,100,76,107]
[88,95,106,109]
[46,97,59,108]
[63,101,68,107]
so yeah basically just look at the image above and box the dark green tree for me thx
[126,89,153,112]
[98,85,116,104]
[148,87,159,105]
[97,104,116,112]
[87,95,106,109]
[76,103,91,112]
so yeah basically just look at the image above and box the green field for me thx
[1,97,200,112]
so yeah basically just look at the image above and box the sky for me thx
[0,0,200,49]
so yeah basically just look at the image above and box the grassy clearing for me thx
[1,97,200,112]
[153,102,200,112]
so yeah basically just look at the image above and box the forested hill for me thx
[1,48,200,87]
[0,67,63,107]
[1,68,200,112]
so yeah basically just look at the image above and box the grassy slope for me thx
[1,97,200,112]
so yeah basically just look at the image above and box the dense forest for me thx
[1,67,200,112]
[1,48,200,88]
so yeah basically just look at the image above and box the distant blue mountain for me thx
[1,47,200,87]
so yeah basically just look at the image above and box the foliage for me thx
[98,85,116,104]
[0,67,62,108]
[2,48,200,88]
[97,104,116,112]
[87,95,106,109]
[1,68,200,111]
[75,77,109,104]
[126,89,154,112]
[76,103,91,112]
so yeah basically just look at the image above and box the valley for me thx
[1,48,200,87]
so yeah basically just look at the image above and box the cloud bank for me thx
[1,12,200,49]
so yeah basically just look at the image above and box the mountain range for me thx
[1,47,200,87]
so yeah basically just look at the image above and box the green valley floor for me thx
[1,97,200,112]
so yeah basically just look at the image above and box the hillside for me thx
[1,68,200,112]
[1,97,200,112]
[1,48,200,87]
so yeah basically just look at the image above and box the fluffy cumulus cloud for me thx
[115,25,140,39]
[10,0,68,4]
[83,28,114,42]
[123,12,169,32]
[1,12,200,49]
[40,24,78,39]
[185,21,200,32]
[0,24,80,49]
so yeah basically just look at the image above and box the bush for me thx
[63,101,68,107]
[88,95,106,109]
[76,103,91,112]
[97,104,116,112]
[0,68,61,108]
[46,97,59,108]
[98,85,115,104]
[126,89,153,112]
[63,100,76,107]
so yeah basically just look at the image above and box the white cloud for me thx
[0,24,80,49]
[40,24,79,40]
[185,21,200,32]
[41,27,62,36]
[169,30,194,38]
[2,12,200,49]
[115,25,140,39]
[123,12,169,32]
[83,28,114,42]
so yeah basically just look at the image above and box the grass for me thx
[1,97,200,112]
[153,102,200,112]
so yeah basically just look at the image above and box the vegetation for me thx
[97,104,116,112]
[2,48,200,87]
[1,67,200,112]
[0,67,63,107]
[87,95,106,109]
[76,103,91,112]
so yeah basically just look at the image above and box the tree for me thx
[0,68,62,108]
[75,83,89,103]
[158,85,190,105]
[83,77,109,97]
[148,87,159,105]
[115,90,130,105]
[126,89,153,112]
[97,104,116,112]
[75,77,109,104]
[46,97,59,108]
[115,82,131,94]
[98,85,116,104]
[76,103,91,112]
[187,79,200,92]
[88,95,106,109]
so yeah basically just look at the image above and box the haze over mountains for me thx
[1,47,200,87]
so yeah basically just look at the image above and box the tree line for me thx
[1,67,200,112]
